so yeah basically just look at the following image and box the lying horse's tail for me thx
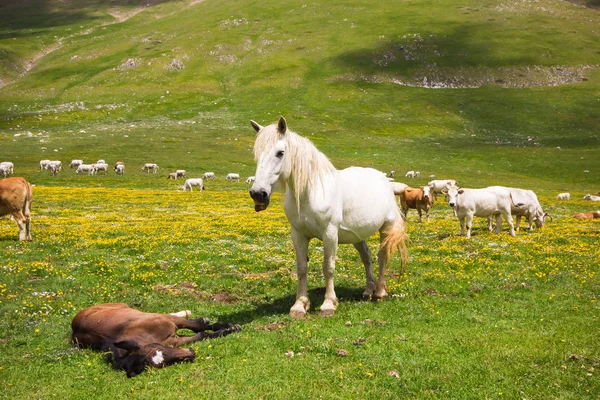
[380,209,409,274]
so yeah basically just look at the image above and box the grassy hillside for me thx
[0,0,599,191]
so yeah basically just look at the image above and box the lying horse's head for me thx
[109,340,196,378]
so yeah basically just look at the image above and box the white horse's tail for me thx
[380,210,409,274]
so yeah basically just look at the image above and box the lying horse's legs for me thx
[353,241,375,299]
[171,323,241,347]
[170,316,213,332]
[290,228,310,318]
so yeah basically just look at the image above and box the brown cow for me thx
[0,177,32,241]
[400,185,434,222]
[573,211,600,220]
[72,303,241,377]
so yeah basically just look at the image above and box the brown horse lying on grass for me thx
[71,303,241,377]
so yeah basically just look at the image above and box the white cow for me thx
[176,169,186,178]
[142,163,159,173]
[48,160,63,171]
[0,164,10,178]
[445,186,518,238]
[203,172,215,180]
[114,164,125,175]
[39,160,51,170]
[69,160,83,168]
[76,164,95,174]
[556,192,570,200]
[584,194,600,201]
[180,178,204,191]
[167,172,178,180]
[390,182,408,196]
[405,170,416,178]
[0,162,14,175]
[428,179,457,201]
[246,176,255,184]
[92,163,109,175]
[486,186,550,231]
[226,173,240,182]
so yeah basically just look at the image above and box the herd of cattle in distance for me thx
[1,160,599,243]
[384,170,600,238]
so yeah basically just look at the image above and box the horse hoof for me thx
[373,292,388,300]
[289,310,306,319]
[319,309,335,317]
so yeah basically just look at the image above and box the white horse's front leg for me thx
[353,241,375,299]
[290,227,310,318]
[320,228,339,316]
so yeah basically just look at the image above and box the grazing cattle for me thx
[583,194,600,201]
[69,160,83,168]
[388,170,395,179]
[203,172,215,180]
[405,170,416,178]
[176,169,186,178]
[167,172,178,180]
[76,164,95,174]
[92,163,109,175]
[71,303,241,377]
[486,186,550,231]
[114,164,125,175]
[0,165,10,178]
[226,173,240,182]
[399,185,434,222]
[573,211,600,220]
[246,176,255,184]
[48,160,63,171]
[428,179,457,201]
[0,177,32,241]
[556,192,570,200]
[180,178,204,191]
[142,163,159,173]
[49,164,59,176]
[0,162,14,175]
[445,185,519,238]
[39,160,50,170]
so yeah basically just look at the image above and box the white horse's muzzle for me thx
[249,188,270,212]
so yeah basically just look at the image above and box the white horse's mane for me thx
[254,123,336,205]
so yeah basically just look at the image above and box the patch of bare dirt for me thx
[335,64,598,89]
[254,322,288,331]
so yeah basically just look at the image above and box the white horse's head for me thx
[249,117,291,212]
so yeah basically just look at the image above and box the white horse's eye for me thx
[276,151,285,158]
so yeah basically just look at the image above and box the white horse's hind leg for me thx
[319,229,339,317]
[353,241,375,299]
[290,228,310,318]
[374,234,389,300]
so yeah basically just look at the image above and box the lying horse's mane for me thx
[253,123,336,206]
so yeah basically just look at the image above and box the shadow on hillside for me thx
[0,0,171,37]
[333,23,538,78]
[564,0,600,9]
[222,286,366,325]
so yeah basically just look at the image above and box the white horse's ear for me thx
[250,120,263,133]
[277,116,287,134]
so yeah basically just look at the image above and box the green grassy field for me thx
[1,0,599,398]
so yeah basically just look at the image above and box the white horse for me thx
[249,117,407,318]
